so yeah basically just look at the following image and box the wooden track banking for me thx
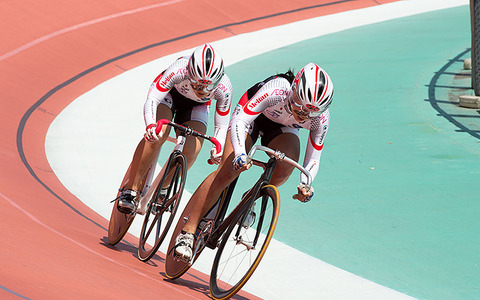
[0,0,399,298]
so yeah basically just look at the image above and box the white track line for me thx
[45,0,467,299]
[0,0,183,62]
[0,192,202,299]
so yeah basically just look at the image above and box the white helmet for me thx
[291,63,333,117]
[187,43,224,92]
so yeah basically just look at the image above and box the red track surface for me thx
[0,0,399,298]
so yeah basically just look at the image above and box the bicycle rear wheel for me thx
[209,185,280,300]
[108,164,144,245]
[138,153,186,261]
[108,204,135,245]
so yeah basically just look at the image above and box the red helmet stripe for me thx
[202,44,207,77]
[314,64,319,103]
[201,43,215,77]
[209,46,215,77]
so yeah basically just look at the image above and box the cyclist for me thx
[117,43,233,214]
[174,62,333,261]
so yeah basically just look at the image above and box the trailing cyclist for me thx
[117,43,233,214]
[173,62,334,261]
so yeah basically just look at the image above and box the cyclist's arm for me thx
[301,109,330,184]
[143,82,170,126]
[143,57,187,126]
[212,76,233,149]
[229,105,252,157]
[229,85,281,156]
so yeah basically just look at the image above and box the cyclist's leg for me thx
[155,119,205,197]
[110,103,173,238]
[175,102,208,170]
[265,130,300,187]
[179,120,206,170]
[181,130,253,234]
[124,103,173,191]
[138,150,187,261]
[174,132,249,260]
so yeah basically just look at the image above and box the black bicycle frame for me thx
[205,156,278,249]
[151,129,188,213]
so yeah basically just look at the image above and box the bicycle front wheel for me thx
[138,153,186,261]
[209,185,280,300]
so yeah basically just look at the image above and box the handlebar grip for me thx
[155,119,170,135]
[210,137,222,154]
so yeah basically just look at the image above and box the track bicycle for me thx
[164,145,313,300]
[107,119,220,255]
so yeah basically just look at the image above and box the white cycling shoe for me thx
[117,189,138,214]
[174,231,194,262]
[136,187,169,215]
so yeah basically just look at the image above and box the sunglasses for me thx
[189,78,218,92]
[289,95,310,117]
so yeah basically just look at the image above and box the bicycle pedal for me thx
[151,203,160,215]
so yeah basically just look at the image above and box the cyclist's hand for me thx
[144,124,160,143]
[209,147,223,165]
[293,183,314,203]
[232,153,250,171]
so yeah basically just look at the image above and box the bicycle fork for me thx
[238,189,272,251]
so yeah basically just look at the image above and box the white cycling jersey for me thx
[143,55,233,147]
[230,75,330,184]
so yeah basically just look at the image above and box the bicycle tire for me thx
[209,185,280,300]
[164,196,205,279]
[164,182,233,279]
[138,153,186,261]
[107,163,148,245]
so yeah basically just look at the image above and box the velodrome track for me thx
[1,0,476,299]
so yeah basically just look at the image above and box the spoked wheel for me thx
[164,196,206,279]
[138,154,186,261]
[164,182,231,279]
[209,185,280,300]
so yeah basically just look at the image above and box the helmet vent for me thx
[188,43,225,87]
[300,72,307,100]
[189,56,196,75]
[317,72,326,101]
[205,48,213,75]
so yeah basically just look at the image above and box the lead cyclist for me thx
[173,62,334,261]
[116,43,233,214]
